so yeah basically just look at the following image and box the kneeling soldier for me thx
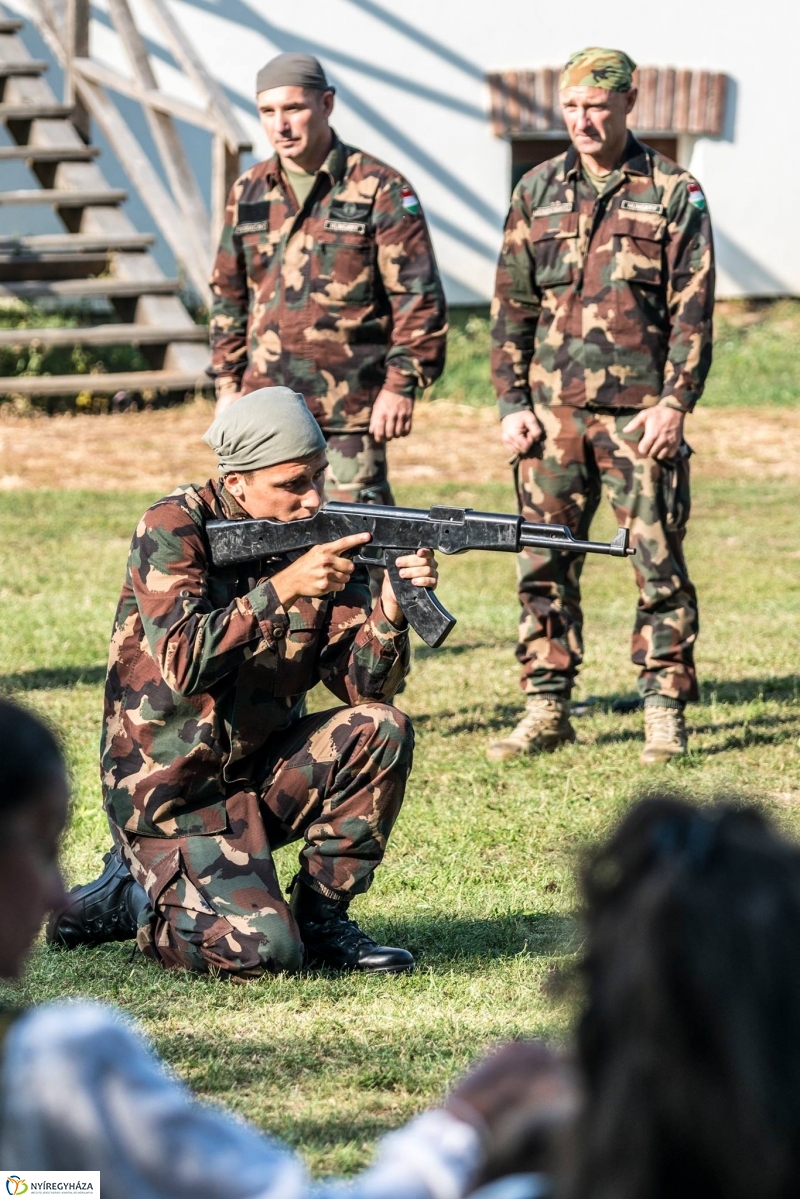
[48,388,437,976]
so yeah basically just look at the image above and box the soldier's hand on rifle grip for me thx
[380,548,438,628]
[271,532,371,608]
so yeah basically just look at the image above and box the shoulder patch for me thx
[687,182,707,210]
[532,201,573,217]
[400,185,421,216]
[620,199,665,215]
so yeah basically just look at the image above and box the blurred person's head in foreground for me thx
[569,794,800,1199]
[0,698,68,978]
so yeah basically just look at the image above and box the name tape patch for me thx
[532,202,573,218]
[620,199,665,215]
[323,219,367,235]
[234,220,268,235]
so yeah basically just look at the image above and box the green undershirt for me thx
[285,165,317,209]
[581,157,615,194]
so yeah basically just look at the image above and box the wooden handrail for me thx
[71,58,218,130]
[139,0,252,152]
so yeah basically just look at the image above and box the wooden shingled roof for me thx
[487,68,728,138]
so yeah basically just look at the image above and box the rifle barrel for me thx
[518,522,632,557]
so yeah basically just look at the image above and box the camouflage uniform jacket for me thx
[100,481,410,839]
[491,135,715,419]
[208,133,447,433]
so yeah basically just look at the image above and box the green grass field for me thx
[2,442,800,1172]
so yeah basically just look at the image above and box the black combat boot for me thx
[289,876,414,974]
[46,848,148,949]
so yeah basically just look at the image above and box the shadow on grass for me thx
[700,675,800,704]
[16,913,577,1004]
[413,640,500,661]
[414,676,800,738]
[589,712,800,750]
[373,911,578,964]
[0,665,106,692]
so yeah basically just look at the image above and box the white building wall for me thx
[6,0,800,300]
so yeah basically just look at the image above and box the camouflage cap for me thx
[560,47,637,92]
[203,387,327,474]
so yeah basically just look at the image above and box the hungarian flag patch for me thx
[687,181,706,210]
[401,185,421,216]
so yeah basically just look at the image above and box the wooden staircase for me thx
[0,3,228,406]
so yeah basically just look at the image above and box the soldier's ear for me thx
[225,471,246,500]
[321,89,335,120]
[625,87,638,116]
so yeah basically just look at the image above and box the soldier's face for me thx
[560,86,637,162]
[257,85,334,169]
[225,451,328,521]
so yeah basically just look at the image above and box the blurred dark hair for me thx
[0,697,65,817]
[567,794,800,1199]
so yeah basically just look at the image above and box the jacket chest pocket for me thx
[530,213,579,289]
[315,232,375,306]
[240,231,279,286]
[273,622,320,697]
[607,214,666,287]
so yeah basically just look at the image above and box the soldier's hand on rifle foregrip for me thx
[271,532,371,608]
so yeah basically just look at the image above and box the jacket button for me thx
[273,626,286,640]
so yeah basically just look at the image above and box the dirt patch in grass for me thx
[0,400,797,491]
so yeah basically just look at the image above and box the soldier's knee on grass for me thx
[181,924,304,978]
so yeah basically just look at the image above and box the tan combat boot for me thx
[487,696,576,762]
[641,701,688,765]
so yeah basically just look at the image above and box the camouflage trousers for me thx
[325,432,394,505]
[515,403,698,703]
[113,703,414,977]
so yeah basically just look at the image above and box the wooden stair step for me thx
[0,20,24,32]
[0,188,127,207]
[0,277,181,299]
[0,232,154,253]
[0,144,100,161]
[0,323,207,348]
[0,61,49,76]
[0,251,110,280]
[0,102,73,120]
[0,369,211,397]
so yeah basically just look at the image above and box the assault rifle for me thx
[207,501,632,649]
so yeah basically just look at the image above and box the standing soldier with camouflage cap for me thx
[489,47,714,766]
[208,52,447,507]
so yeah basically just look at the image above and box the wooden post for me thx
[211,135,240,257]
[107,0,211,271]
[64,0,90,141]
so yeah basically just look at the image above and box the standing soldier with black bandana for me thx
[208,52,447,507]
[489,47,715,766]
